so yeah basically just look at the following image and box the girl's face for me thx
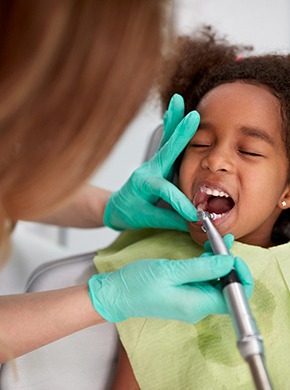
[179,81,290,247]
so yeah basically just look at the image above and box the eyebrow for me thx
[198,121,276,146]
[240,126,275,146]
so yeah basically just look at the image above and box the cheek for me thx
[265,159,289,197]
[243,168,286,208]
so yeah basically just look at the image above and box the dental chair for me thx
[0,125,163,390]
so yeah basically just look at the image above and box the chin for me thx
[188,225,207,247]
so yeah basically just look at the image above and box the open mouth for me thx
[193,185,235,220]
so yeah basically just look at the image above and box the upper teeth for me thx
[201,187,229,197]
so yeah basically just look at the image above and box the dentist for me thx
[0,0,252,362]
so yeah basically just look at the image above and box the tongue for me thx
[207,196,234,214]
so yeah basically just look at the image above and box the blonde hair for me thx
[0,0,165,260]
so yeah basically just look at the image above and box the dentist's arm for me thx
[0,253,253,362]
[0,284,101,362]
[35,184,111,228]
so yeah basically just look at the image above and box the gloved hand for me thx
[201,233,234,256]
[159,93,185,148]
[88,254,254,323]
[104,94,199,232]
[200,234,253,300]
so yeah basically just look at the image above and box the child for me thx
[94,28,290,389]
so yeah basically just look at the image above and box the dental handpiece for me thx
[197,211,272,390]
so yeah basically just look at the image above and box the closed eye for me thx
[239,150,263,157]
[190,144,211,148]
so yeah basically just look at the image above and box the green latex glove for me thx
[202,233,235,255]
[104,94,199,232]
[88,254,253,323]
[201,234,253,300]
[160,93,185,147]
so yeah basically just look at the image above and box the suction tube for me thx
[197,211,272,390]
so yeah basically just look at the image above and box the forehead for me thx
[196,81,282,132]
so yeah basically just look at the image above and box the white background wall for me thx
[4,0,290,290]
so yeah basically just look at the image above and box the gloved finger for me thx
[145,177,198,222]
[160,94,185,148]
[174,283,228,322]
[234,256,254,300]
[203,233,234,253]
[165,255,234,284]
[157,110,200,176]
[190,283,228,318]
[134,206,190,231]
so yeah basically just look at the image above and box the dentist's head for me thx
[0,0,164,257]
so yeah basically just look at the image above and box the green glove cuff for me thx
[88,274,125,323]
[103,194,125,232]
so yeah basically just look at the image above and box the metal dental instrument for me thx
[197,210,272,390]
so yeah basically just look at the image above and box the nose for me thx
[201,146,234,173]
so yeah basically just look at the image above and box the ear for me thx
[278,185,290,210]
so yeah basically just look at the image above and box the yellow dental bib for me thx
[94,229,290,389]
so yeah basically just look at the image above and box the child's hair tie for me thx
[236,55,244,62]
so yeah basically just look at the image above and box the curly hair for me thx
[159,26,290,244]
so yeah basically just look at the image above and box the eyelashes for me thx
[238,150,263,157]
[190,144,210,148]
[189,144,264,158]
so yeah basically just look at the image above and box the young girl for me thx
[94,28,290,389]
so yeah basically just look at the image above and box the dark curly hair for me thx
[159,26,290,244]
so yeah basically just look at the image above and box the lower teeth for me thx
[210,212,226,220]
[196,204,227,220]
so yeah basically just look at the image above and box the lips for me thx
[193,184,235,219]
